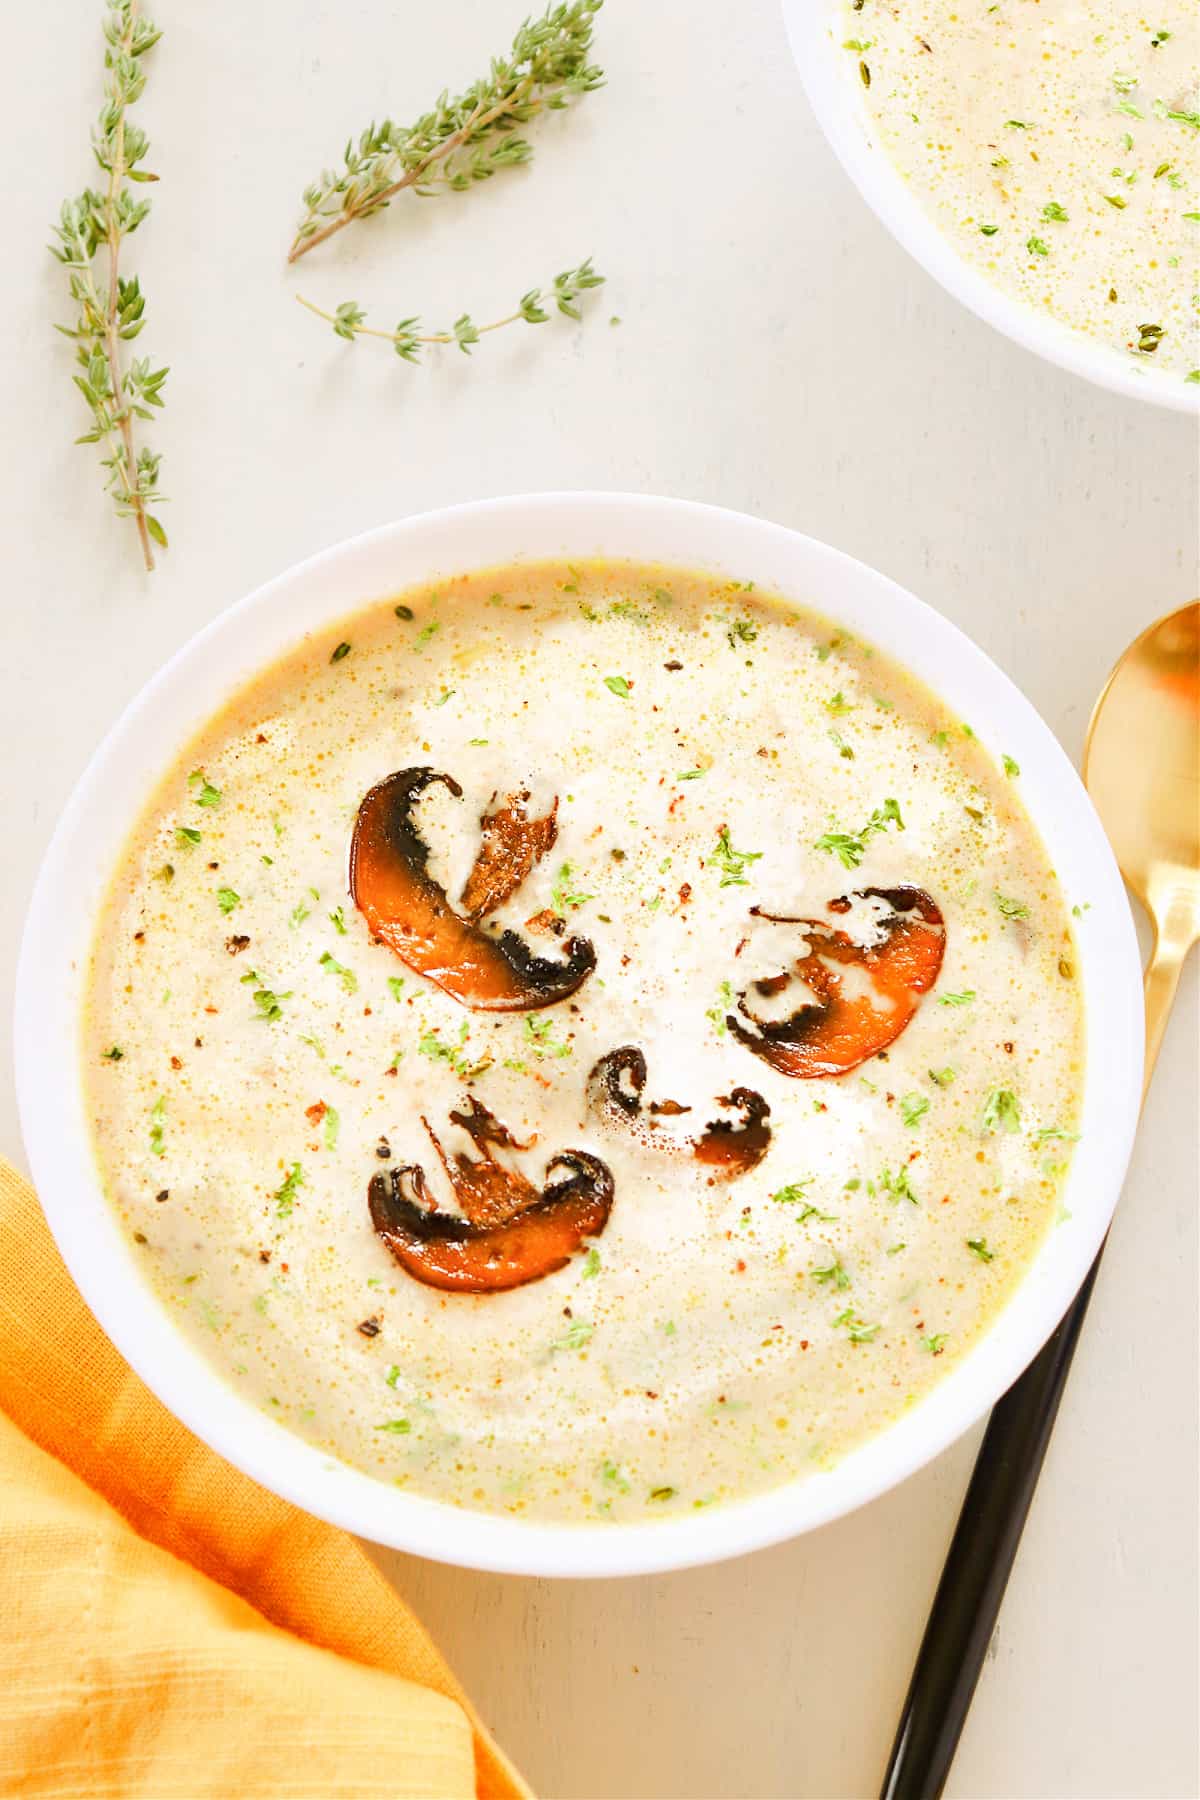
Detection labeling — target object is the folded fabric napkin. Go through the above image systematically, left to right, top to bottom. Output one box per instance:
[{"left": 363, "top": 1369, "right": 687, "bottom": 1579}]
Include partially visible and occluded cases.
[{"left": 0, "top": 1156, "right": 530, "bottom": 1800}]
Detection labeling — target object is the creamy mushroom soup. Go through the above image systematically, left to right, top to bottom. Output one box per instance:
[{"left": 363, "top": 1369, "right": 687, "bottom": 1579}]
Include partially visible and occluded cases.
[
  {"left": 846, "top": 0, "right": 1199, "bottom": 384},
  {"left": 84, "top": 562, "right": 1085, "bottom": 1523}
]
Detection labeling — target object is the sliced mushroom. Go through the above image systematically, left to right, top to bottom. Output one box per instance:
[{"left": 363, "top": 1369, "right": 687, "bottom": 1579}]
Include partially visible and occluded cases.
[
  {"left": 350, "top": 768, "right": 595, "bottom": 1011},
  {"left": 460, "top": 789, "right": 558, "bottom": 922},
  {"left": 727, "top": 885, "right": 945, "bottom": 1078},
  {"left": 587, "top": 1045, "right": 772, "bottom": 1178},
  {"left": 368, "top": 1100, "right": 613, "bottom": 1293}
]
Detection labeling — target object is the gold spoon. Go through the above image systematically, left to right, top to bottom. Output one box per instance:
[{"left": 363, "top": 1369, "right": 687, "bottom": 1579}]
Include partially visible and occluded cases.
[
  {"left": 1085, "top": 599, "right": 1200, "bottom": 1086},
  {"left": 881, "top": 600, "right": 1200, "bottom": 1800}
]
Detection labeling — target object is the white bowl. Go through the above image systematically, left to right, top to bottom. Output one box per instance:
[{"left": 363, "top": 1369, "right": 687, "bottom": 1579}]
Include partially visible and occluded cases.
[
  {"left": 782, "top": 0, "right": 1199, "bottom": 414},
  {"left": 14, "top": 494, "right": 1143, "bottom": 1576}
]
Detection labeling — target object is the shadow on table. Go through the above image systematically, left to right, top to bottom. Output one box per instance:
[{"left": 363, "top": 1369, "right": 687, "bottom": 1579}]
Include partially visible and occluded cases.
[{"left": 369, "top": 1428, "right": 980, "bottom": 1800}]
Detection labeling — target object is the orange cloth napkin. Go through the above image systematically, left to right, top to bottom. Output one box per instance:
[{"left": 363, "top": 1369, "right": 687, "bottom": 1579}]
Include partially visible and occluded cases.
[{"left": 0, "top": 1156, "right": 530, "bottom": 1800}]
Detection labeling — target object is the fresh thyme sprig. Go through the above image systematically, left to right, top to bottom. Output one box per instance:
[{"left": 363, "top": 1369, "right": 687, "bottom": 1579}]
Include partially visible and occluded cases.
[
  {"left": 51, "top": 0, "right": 166, "bottom": 571},
  {"left": 288, "top": 0, "right": 604, "bottom": 263},
  {"left": 297, "top": 258, "right": 604, "bottom": 361}
]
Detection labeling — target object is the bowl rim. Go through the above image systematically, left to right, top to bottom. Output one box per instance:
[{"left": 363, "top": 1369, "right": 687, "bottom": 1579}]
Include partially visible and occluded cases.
[
  {"left": 780, "top": 0, "right": 1199, "bottom": 416},
  {"left": 13, "top": 491, "right": 1144, "bottom": 1577}
]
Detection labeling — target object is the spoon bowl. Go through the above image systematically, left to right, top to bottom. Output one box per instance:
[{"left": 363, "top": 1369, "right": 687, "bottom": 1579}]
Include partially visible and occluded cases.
[{"left": 1086, "top": 601, "right": 1200, "bottom": 1073}]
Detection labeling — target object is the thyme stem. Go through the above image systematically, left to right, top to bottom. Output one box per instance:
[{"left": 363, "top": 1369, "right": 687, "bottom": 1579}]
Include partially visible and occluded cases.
[
  {"left": 52, "top": 0, "right": 167, "bottom": 570},
  {"left": 288, "top": 1, "right": 603, "bottom": 263},
  {"left": 289, "top": 80, "right": 539, "bottom": 264},
  {"left": 296, "top": 257, "right": 604, "bottom": 362},
  {"left": 297, "top": 294, "right": 527, "bottom": 344}
]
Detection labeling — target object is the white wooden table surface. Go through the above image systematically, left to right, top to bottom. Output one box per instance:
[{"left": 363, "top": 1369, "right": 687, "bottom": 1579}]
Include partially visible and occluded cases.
[{"left": 3, "top": 1, "right": 1197, "bottom": 1795}]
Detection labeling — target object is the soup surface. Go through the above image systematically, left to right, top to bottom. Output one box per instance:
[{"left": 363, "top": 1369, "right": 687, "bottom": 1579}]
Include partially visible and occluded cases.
[
  {"left": 846, "top": 0, "right": 1199, "bottom": 384},
  {"left": 85, "top": 562, "right": 1085, "bottom": 1524}
]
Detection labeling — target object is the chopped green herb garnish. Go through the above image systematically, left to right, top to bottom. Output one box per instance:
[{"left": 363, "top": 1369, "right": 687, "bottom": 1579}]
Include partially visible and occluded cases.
[
  {"left": 1042, "top": 201, "right": 1068, "bottom": 221},
  {"left": 980, "top": 223, "right": 999, "bottom": 236},
  {"left": 1026, "top": 234, "right": 1050, "bottom": 256},
  {"left": 727, "top": 619, "right": 758, "bottom": 649},
  {"left": 413, "top": 621, "right": 440, "bottom": 650},
  {"left": 330, "top": 641, "right": 351, "bottom": 663},
  {"left": 603, "top": 674, "right": 631, "bottom": 698},
  {"left": 825, "top": 690, "right": 854, "bottom": 715},
  {"left": 1001, "top": 754, "right": 1020, "bottom": 777},
  {"left": 677, "top": 768, "right": 705, "bottom": 781},
  {"left": 189, "top": 770, "right": 222, "bottom": 808},
  {"left": 814, "top": 797, "right": 904, "bottom": 869},
  {"left": 710, "top": 825, "right": 762, "bottom": 888},
  {"left": 176, "top": 826, "right": 202, "bottom": 847},
  {"left": 551, "top": 861, "right": 593, "bottom": 915},
  {"left": 216, "top": 887, "right": 240, "bottom": 915},
  {"left": 994, "top": 891, "right": 1030, "bottom": 920},
  {"left": 328, "top": 906, "right": 347, "bottom": 934},
  {"left": 319, "top": 950, "right": 358, "bottom": 994},
  {"left": 242, "top": 969, "right": 291, "bottom": 1022},
  {"left": 387, "top": 976, "right": 405, "bottom": 1001},
  {"left": 707, "top": 979, "right": 735, "bottom": 1036},
  {"left": 938, "top": 989, "right": 975, "bottom": 1006},
  {"left": 522, "top": 1013, "right": 571, "bottom": 1059},
  {"left": 418, "top": 1020, "right": 492, "bottom": 1078},
  {"left": 102, "top": 1045, "right": 124, "bottom": 1061},
  {"left": 928, "top": 1066, "right": 955, "bottom": 1087},
  {"left": 981, "top": 1086, "right": 1022, "bottom": 1134},
  {"left": 900, "top": 1093, "right": 930, "bottom": 1128},
  {"left": 149, "top": 1095, "right": 166, "bottom": 1157},
  {"left": 323, "top": 1106, "right": 340, "bottom": 1151},
  {"left": 1032, "top": 1125, "right": 1080, "bottom": 1143},
  {"left": 274, "top": 1161, "right": 304, "bottom": 1218},
  {"left": 880, "top": 1164, "right": 920, "bottom": 1206},
  {"left": 967, "top": 1237, "right": 995, "bottom": 1262},
  {"left": 581, "top": 1247, "right": 601, "bottom": 1279},
  {"left": 813, "top": 1257, "right": 850, "bottom": 1290},
  {"left": 833, "top": 1307, "right": 880, "bottom": 1344},
  {"left": 550, "top": 1318, "right": 593, "bottom": 1353},
  {"left": 922, "top": 1333, "right": 948, "bottom": 1356},
  {"left": 375, "top": 1418, "right": 412, "bottom": 1434},
  {"left": 599, "top": 1459, "right": 630, "bottom": 1492},
  {"left": 649, "top": 1485, "right": 677, "bottom": 1502}
]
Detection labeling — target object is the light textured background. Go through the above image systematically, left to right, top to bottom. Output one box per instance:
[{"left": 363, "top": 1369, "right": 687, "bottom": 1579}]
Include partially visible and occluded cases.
[{"left": 3, "top": 1, "right": 1198, "bottom": 1796}]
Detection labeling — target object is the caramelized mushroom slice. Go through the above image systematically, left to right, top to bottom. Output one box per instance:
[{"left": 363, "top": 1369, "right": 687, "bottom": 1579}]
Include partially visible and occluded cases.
[
  {"left": 350, "top": 768, "right": 595, "bottom": 1011},
  {"left": 460, "top": 789, "right": 558, "bottom": 922},
  {"left": 727, "top": 885, "right": 945, "bottom": 1078},
  {"left": 587, "top": 1045, "right": 772, "bottom": 1178},
  {"left": 368, "top": 1099, "right": 613, "bottom": 1293}
]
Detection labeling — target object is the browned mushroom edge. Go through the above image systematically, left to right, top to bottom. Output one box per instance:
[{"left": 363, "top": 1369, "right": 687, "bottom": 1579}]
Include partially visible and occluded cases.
[
  {"left": 349, "top": 768, "right": 596, "bottom": 1011},
  {"left": 727, "top": 885, "right": 946, "bottom": 1078},
  {"left": 587, "top": 1045, "right": 772, "bottom": 1178},
  {"left": 368, "top": 1097, "right": 613, "bottom": 1293}
]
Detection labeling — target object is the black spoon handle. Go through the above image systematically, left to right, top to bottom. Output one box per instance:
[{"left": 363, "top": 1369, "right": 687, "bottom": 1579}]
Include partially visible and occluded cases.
[{"left": 879, "top": 1244, "right": 1106, "bottom": 1800}]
